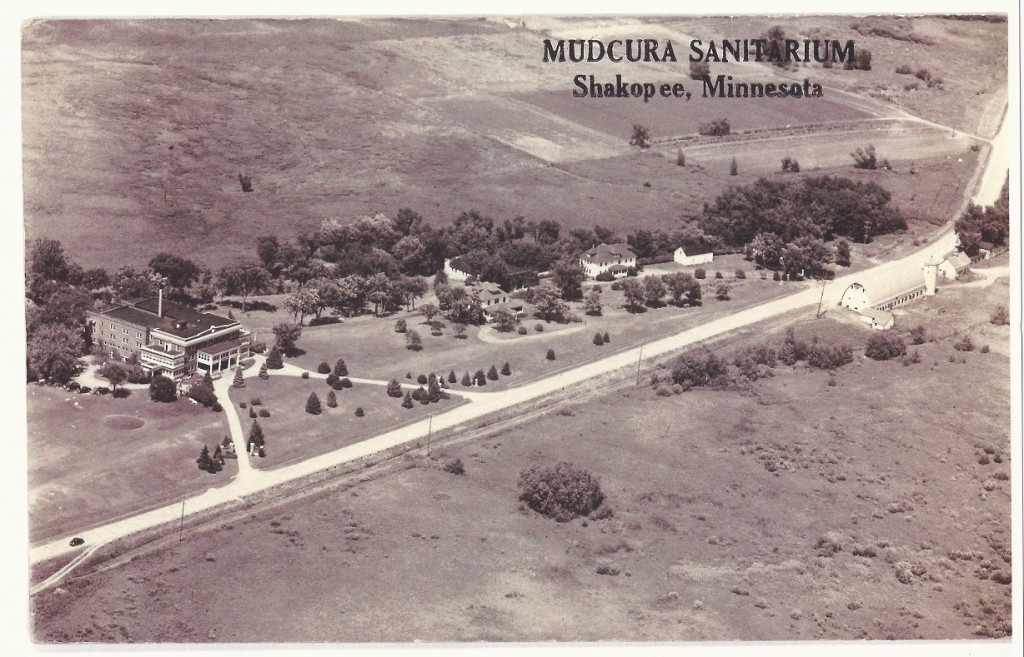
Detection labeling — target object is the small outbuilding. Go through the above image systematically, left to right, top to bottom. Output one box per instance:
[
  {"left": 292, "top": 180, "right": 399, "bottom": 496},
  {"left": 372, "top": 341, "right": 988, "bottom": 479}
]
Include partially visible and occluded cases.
[{"left": 673, "top": 246, "right": 714, "bottom": 267}]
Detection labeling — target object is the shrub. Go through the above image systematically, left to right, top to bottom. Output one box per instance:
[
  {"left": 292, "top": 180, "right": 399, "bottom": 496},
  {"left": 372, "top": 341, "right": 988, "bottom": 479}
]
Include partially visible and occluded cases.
[
  {"left": 895, "top": 64, "right": 913, "bottom": 74},
  {"left": 698, "top": 118, "right": 730, "bottom": 137},
  {"left": 695, "top": 268, "right": 706, "bottom": 279},
  {"left": 735, "top": 269, "right": 746, "bottom": 279},
  {"left": 595, "top": 271, "right": 616, "bottom": 282},
  {"left": 715, "top": 271, "right": 723, "bottom": 279},
  {"left": 772, "top": 271, "right": 781, "bottom": 281},
  {"left": 990, "top": 305, "right": 1009, "bottom": 325},
  {"left": 394, "top": 318, "right": 407, "bottom": 333},
  {"left": 535, "top": 323, "right": 544, "bottom": 332},
  {"left": 908, "top": 325, "right": 928, "bottom": 345},
  {"left": 517, "top": 326, "right": 528, "bottom": 335},
  {"left": 406, "top": 330, "right": 423, "bottom": 351},
  {"left": 593, "top": 332, "right": 604, "bottom": 346},
  {"left": 603, "top": 332, "right": 610, "bottom": 344},
  {"left": 865, "top": 332, "right": 907, "bottom": 360},
  {"left": 953, "top": 334, "right": 974, "bottom": 352},
  {"left": 980, "top": 344, "right": 990, "bottom": 353},
  {"left": 265, "top": 348, "right": 283, "bottom": 369},
  {"left": 546, "top": 348, "right": 556, "bottom": 361},
  {"left": 670, "top": 350, "right": 729, "bottom": 390},
  {"left": 333, "top": 359, "right": 348, "bottom": 377},
  {"left": 317, "top": 362, "right": 331, "bottom": 374},
  {"left": 501, "top": 362, "right": 512, "bottom": 376},
  {"left": 258, "top": 363, "right": 269, "bottom": 379},
  {"left": 487, "top": 365, "right": 500, "bottom": 380},
  {"left": 232, "top": 368, "right": 245, "bottom": 388},
  {"left": 474, "top": 369, "right": 487, "bottom": 386},
  {"left": 405, "top": 372, "right": 412, "bottom": 379},
  {"left": 462, "top": 372, "right": 472, "bottom": 386},
  {"left": 326, "top": 373, "right": 339, "bottom": 387},
  {"left": 417, "top": 373, "right": 428, "bottom": 385},
  {"left": 148, "top": 375, "right": 176, "bottom": 403},
  {"left": 340, "top": 377, "right": 352, "bottom": 388},
  {"left": 387, "top": 378, "right": 403, "bottom": 398},
  {"left": 331, "top": 380, "right": 344, "bottom": 391},
  {"left": 79, "top": 386, "right": 91, "bottom": 394},
  {"left": 112, "top": 388, "right": 131, "bottom": 398},
  {"left": 326, "top": 390, "right": 337, "bottom": 408},
  {"left": 306, "top": 392, "right": 322, "bottom": 415},
  {"left": 401, "top": 392, "right": 414, "bottom": 409},
  {"left": 250, "top": 397, "right": 262, "bottom": 406},
  {"left": 212, "top": 402, "right": 223, "bottom": 412},
  {"left": 355, "top": 407, "right": 364, "bottom": 417},
  {"left": 249, "top": 408, "right": 257, "bottom": 419},
  {"left": 258, "top": 408, "right": 270, "bottom": 417},
  {"left": 443, "top": 458, "right": 465, "bottom": 475},
  {"left": 518, "top": 462, "right": 605, "bottom": 522}
]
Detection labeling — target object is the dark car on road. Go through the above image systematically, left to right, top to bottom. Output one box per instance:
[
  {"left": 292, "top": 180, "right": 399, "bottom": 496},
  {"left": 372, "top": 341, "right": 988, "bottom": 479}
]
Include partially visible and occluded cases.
[{"left": 69, "top": 537, "right": 84, "bottom": 547}]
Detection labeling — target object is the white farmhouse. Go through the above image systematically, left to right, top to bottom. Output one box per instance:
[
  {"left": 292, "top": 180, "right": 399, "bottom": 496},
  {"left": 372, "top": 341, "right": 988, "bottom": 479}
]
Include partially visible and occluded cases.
[
  {"left": 579, "top": 243, "right": 636, "bottom": 279},
  {"left": 673, "top": 246, "right": 714, "bottom": 267}
]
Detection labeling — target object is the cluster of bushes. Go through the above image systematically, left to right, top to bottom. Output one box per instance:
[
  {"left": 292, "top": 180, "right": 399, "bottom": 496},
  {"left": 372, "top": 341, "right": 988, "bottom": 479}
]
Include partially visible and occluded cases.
[
  {"left": 652, "top": 329, "right": 854, "bottom": 395},
  {"left": 592, "top": 332, "right": 611, "bottom": 346},
  {"left": 399, "top": 375, "right": 450, "bottom": 408},
  {"left": 196, "top": 444, "right": 226, "bottom": 474},
  {"left": 517, "top": 462, "right": 608, "bottom": 523}
]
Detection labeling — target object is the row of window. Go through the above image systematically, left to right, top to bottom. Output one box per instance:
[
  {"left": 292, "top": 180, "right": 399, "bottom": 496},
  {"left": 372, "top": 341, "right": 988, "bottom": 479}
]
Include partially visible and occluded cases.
[{"left": 101, "top": 322, "right": 144, "bottom": 339}]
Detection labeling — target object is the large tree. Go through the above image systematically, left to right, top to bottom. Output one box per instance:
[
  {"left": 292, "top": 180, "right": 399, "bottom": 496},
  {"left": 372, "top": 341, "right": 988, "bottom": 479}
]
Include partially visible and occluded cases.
[
  {"left": 29, "top": 238, "right": 72, "bottom": 282},
  {"left": 148, "top": 253, "right": 200, "bottom": 290},
  {"left": 550, "top": 258, "right": 586, "bottom": 301},
  {"left": 218, "top": 262, "right": 271, "bottom": 312},
  {"left": 662, "top": 272, "right": 702, "bottom": 307},
  {"left": 284, "top": 286, "right": 320, "bottom": 324},
  {"left": 531, "top": 287, "right": 569, "bottom": 323},
  {"left": 272, "top": 322, "right": 303, "bottom": 356},
  {"left": 27, "top": 324, "right": 82, "bottom": 384},
  {"left": 98, "top": 361, "right": 129, "bottom": 390},
  {"left": 149, "top": 374, "right": 177, "bottom": 403}
]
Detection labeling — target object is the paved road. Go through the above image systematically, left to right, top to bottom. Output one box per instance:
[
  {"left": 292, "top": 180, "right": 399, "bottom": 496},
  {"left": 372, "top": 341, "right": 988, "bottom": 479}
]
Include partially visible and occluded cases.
[{"left": 28, "top": 108, "right": 1008, "bottom": 572}]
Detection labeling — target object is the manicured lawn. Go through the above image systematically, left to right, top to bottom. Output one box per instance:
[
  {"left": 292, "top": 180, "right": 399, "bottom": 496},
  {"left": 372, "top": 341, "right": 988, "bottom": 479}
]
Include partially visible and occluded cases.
[
  {"left": 273, "top": 273, "right": 800, "bottom": 392},
  {"left": 227, "top": 375, "right": 463, "bottom": 470},
  {"left": 27, "top": 387, "right": 234, "bottom": 543}
]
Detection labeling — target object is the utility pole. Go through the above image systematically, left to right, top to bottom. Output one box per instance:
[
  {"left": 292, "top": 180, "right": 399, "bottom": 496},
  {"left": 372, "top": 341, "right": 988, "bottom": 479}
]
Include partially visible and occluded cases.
[
  {"left": 815, "top": 278, "right": 827, "bottom": 318},
  {"left": 635, "top": 345, "right": 644, "bottom": 386},
  {"left": 178, "top": 499, "right": 185, "bottom": 542}
]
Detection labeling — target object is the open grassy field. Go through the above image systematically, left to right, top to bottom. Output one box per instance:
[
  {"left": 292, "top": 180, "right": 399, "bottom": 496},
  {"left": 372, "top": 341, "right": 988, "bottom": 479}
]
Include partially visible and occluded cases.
[
  {"left": 662, "top": 15, "right": 1007, "bottom": 137},
  {"left": 22, "top": 17, "right": 996, "bottom": 270},
  {"left": 517, "top": 88, "right": 873, "bottom": 141},
  {"left": 29, "top": 258, "right": 1010, "bottom": 642},
  {"left": 225, "top": 375, "right": 463, "bottom": 469},
  {"left": 27, "top": 387, "right": 234, "bottom": 543}
]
